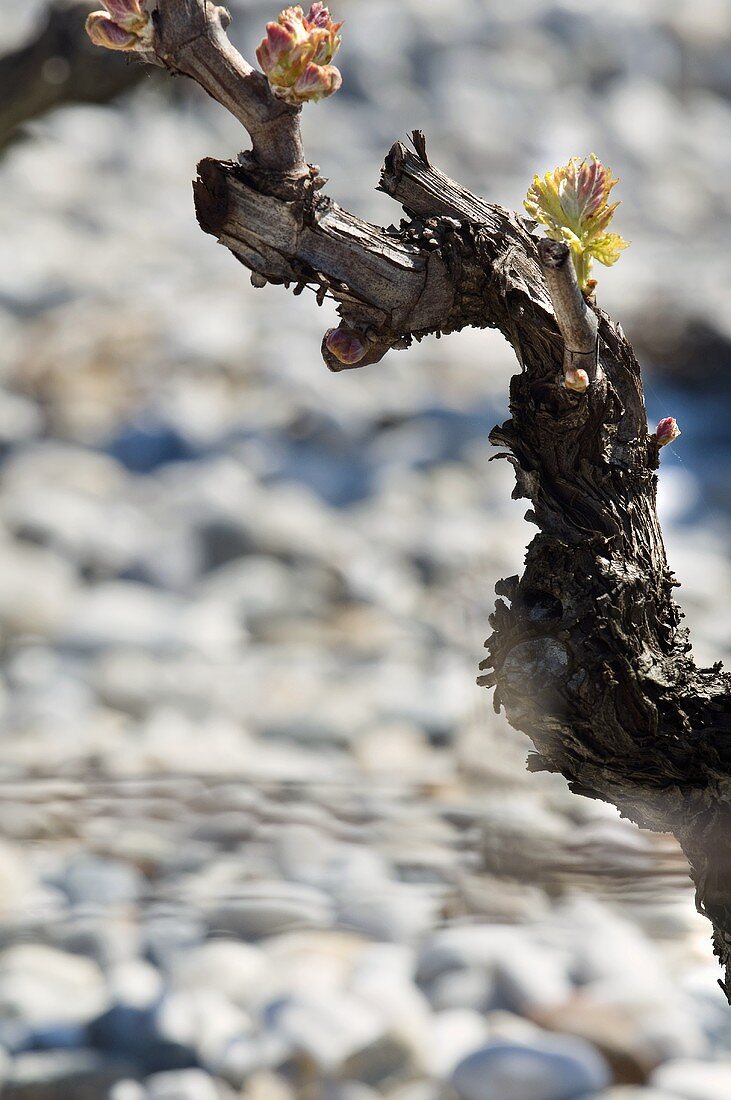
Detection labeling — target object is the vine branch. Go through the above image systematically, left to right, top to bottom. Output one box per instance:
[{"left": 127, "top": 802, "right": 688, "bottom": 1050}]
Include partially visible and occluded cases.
[
  {"left": 88, "top": 0, "right": 731, "bottom": 997},
  {"left": 538, "top": 238, "right": 599, "bottom": 392}
]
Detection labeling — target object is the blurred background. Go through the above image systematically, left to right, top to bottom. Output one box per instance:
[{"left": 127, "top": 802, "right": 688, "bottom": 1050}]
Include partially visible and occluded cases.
[{"left": 1, "top": 1, "right": 731, "bottom": 1098}]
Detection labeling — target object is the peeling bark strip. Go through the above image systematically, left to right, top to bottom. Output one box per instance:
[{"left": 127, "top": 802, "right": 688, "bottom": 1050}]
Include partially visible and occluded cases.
[{"left": 135, "top": 0, "right": 731, "bottom": 993}]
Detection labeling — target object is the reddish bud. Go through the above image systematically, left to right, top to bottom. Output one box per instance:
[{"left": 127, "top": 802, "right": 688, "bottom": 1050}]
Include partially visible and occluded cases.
[
  {"left": 85, "top": 0, "right": 151, "bottom": 50},
  {"left": 102, "top": 0, "right": 148, "bottom": 32},
  {"left": 307, "top": 2, "right": 332, "bottom": 27},
  {"left": 256, "top": 4, "right": 342, "bottom": 106},
  {"left": 85, "top": 12, "right": 139, "bottom": 49},
  {"left": 257, "top": 21, "right": 303, "bottom": 72},
  {"left": 325, "top": 326, "right": 366, "bottom": 365},
  {"left": 564, "top": 367, "right": 589, "bottom": 393},
  {"left": 656, "top": 417, "right": 681, "bottom": 447}
]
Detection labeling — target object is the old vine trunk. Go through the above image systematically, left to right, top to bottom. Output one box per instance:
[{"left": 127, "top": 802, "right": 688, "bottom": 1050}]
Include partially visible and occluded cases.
[{"left": 97, "top": 0, "right": 731, "bottom": 997}]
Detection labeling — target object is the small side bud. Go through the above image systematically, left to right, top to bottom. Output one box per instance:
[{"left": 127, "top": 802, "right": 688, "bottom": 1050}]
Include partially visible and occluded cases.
[
  {"left": 85, "top": 1, "right": 152, "bottom": 51},
  {"left": 86, "top": 13, "right": 138, "bottom": 49},
  {"left": 324, "top": 326, "right": 366, "bottom": 365},
  {"left": 564, "top": 367, "right": 589, "bottom": 393},
  {"left": 656, "top": 417, "right": 681, "bottom": 447}
]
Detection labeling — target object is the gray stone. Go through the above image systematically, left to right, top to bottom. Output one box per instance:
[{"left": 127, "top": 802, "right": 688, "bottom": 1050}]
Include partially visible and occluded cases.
[
  {"left": 0, "top": 390, "right": 42, "bottom": 444},
  {"left": 0, "top": 542, "right": 77, "bottom": 638},
  {"left": 58, "top": 582, "right": 188, "bottom": 654},
  {"left": 190, "top": 812, "right": 256, "bottom": 846},
  {"left": 273, "top": 827, "right": 390, "bottom": 892},
  {"left": 0, "top": 840, "right": 35, "bottom": 918},
  {"left": 60, "top": 855, "right": 142, "bottom": 906},
  {"left": 210, "top": 882, "right": 334, "bottom": 939},
  {"left": 336, "top": 882, "right": 442, "bottom": 943},
  {"left": 558, "top": 898, "right": 667, "bottom": 993},
  {"left": 51, "top": 910, "right": 140, "bottom": 967},
  {"left": 142, "top": 910, "right": 207, "bottom": 969},
  {"left": 416, "top": 924, "right": 571, "bottom": 1013},
  {"left": 417, "top": 926, "right": 512, "bottom": 984},
  {"left": 169, "top": 941, "right": 267, "bottom": 1008},
  {"left": 493, "top": 943, "right": 573, "bottom": 1015},
  {"left": 0, "top": 944, "right": 108, "bottom": 1027},
  {"left": 107, "top": 959, "right": 164, "bottom": 1009},
  {"left": 680, "top": 964, "right": 731, "bottom": 1049},
  {"left": 423, "top": 966, "right": 494, "bottom": 1013},
  {"left": 156, "top": 989, "right": 251, "bottom": 1069},
  {"left": 267, "top": 991, "right": 384, "bottom": 1072},
  {"left": 421, "top": 1009, "right": 489, "bottom": 1078},
  {"left": 0, "top": 1018, "right": 32, "bottom": 1055},
  {"left": 209, "top": 1031, "right": 291, "bottom": 1087},
  {"left": 343, "top": 1033, "right": 415, "bottom": 1088},
  {"left": 451, "top": 1037, "right": 610, "bottom": 1100},
  {"left": 0, "top": 1046, "right": 10, "bottom": 1088},
  {"left": 3, "top": 1050, "right": 132, "bottom": 1100},
  {"left": 650, "top": 1059, "right": 731, "bottom": 1099},
  {"left": 146, "top": 1068, "right": 220, "bottom": 1100},
  {"left": 240, "top": 1072, "right": 294, "bottom": 1100},
  {"left": 109, "top": 1084, "right": 147, "bottom": 1100},
  {"left": 321, "top": 1085, "right": 381, "bottom": 1100},
  {"left": 385, "top": 1085, "right": 440, "bottom": 1100},
  {"left": 598, "top": 1090, "right": 682, "bottom": 1100}
]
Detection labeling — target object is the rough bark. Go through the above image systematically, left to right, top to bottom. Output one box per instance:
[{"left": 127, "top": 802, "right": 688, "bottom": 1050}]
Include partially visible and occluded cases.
[
  {"left": 114, "top": 0, "right": 731, "bottom": 995},
  {"left": 0, "top": 1, "right": 151, "bottom": 153}
]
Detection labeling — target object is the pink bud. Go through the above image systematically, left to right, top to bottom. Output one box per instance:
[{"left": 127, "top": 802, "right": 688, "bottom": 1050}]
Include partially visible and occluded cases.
[
  {"left": 102, "top": 0, "right": 147, "bottom": 32},
  {"left": 307, "top": 2, "right": 332, "bottom": 27},
  {"left": 256, "top": 4, "right": 342, "bottom": 105},
  {"left": 86, "top": 11, "right": 139, "bottom": 49},
  {"left": 257, "top": 21, "right": 298, "bottom": 73},
  {"left": 293, "top": 61, "right": 342, "bottom": 102},
  {"left": 325, "top": 326, "right": 366, "bottom": 365},
  {"left": 564, "top": 367, "right": 589, "bottom": 393},
  {"left": 656, "top": 417, "right": 681, "bottom": 447}
]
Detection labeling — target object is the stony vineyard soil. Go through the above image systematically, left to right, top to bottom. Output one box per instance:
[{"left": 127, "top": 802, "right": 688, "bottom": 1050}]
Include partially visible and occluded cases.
[{"left": 1, "top": 1, "right": 731, "bottom": 1098}]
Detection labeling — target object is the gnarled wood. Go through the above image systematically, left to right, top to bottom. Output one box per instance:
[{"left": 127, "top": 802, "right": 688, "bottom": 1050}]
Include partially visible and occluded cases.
[{"left": 106, "top": 0, "right": 731, "bottom": 996}]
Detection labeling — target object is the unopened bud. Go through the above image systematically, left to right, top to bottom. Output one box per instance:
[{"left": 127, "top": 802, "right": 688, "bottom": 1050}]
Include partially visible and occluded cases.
[
  {"left": 85, "top": 0, "right": 152, "bottom": 50},
  {"left": 257, "top": 4, "right": 343, "bottom": 106},
  {"left": 86, "top": 12, "right": 139, "bottom": 49},
  {"left": 325, "top": 326, "right": 366, "bottom": 365},
  {"left": 564, "top": 367, "right": 589, "bottom": 393},
  {"left": 656, "top": 417, "right": 681, "bottom": 447}
]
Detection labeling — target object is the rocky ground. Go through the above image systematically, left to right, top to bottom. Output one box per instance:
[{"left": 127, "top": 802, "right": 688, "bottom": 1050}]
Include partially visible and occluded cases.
[{"left": 0, "top": 1, "right": 731, "bottom": 1098}]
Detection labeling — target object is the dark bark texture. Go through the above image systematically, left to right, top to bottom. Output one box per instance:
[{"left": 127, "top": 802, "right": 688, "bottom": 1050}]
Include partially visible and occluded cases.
[{"left": 114, "top": 0, "right": 731, "bottom": 996}]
